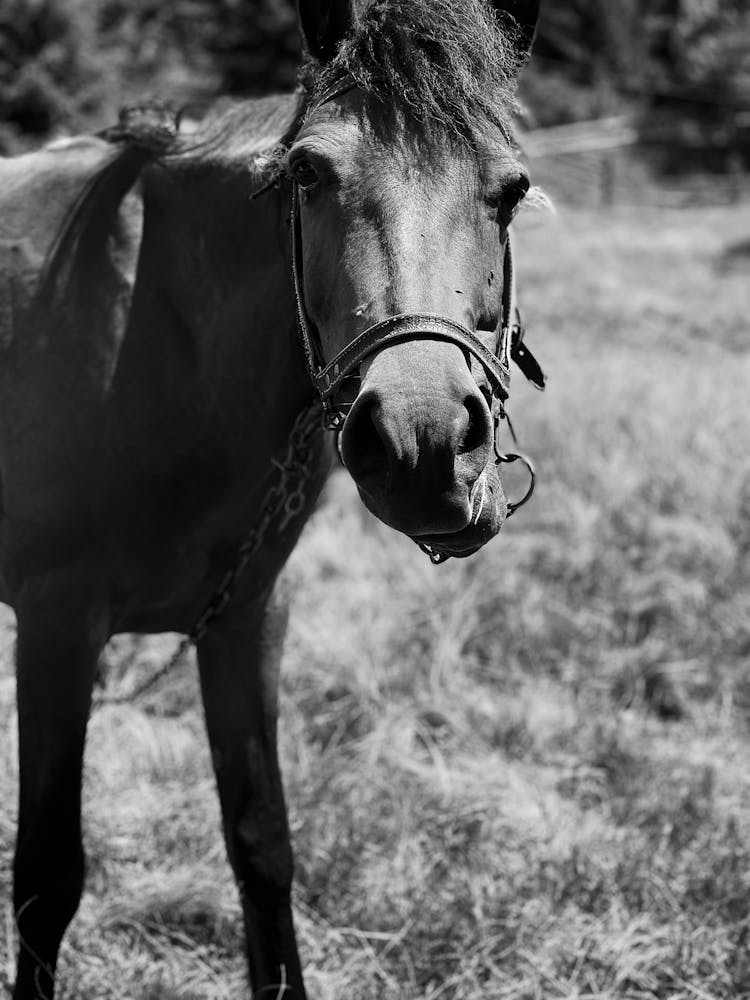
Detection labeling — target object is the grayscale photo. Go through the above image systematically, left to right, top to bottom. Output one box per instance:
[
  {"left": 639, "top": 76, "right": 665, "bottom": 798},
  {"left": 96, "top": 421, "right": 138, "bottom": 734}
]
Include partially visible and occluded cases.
[{"left": 0, "top": 1, "right": 748, "bottom": 997}]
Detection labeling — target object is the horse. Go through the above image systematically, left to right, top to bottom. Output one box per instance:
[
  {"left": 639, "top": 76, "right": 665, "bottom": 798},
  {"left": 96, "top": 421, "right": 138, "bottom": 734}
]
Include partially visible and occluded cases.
[{"left": 0, "top": 0, "right": 543, "bottom": 996}]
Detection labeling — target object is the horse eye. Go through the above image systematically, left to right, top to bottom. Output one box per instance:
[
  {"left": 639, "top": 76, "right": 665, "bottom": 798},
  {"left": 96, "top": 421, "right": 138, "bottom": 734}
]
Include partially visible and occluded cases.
[
  {"left": 292, "top": 159, "right": 319, "bottom": 190},
  {"left": 494, "top": 174, "right": 530, "bottom": 227},
  {"left": 504, "top": 175, "right": 530, "bottom": 212}
]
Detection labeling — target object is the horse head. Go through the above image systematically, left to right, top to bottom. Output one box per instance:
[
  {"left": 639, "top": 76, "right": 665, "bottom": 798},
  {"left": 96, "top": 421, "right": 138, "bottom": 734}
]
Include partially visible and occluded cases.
[{"left": 290, "top": 0, "right": 541, "bottom": 559}]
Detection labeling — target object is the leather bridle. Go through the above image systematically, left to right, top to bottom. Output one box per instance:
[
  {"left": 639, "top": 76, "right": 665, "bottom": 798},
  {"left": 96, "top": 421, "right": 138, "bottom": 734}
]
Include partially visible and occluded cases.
[
  {"left": 282, "top": 80, "right": 547, "bottom": 560},
  {"left": 291, "top": 180, "right": 522, "bottom": 431}
]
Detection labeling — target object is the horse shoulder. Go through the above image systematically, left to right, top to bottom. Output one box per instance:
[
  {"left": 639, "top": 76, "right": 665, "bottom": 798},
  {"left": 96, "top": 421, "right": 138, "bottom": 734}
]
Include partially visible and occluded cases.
[{"left": 0, "top": 136, "right": 146, "bottom": 560}]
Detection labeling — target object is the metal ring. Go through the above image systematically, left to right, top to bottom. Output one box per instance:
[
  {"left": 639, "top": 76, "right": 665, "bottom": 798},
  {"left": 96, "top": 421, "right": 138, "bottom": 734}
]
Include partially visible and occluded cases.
[
  {"left": 323, "top": 408, "right": 345, "bottom": 430},
  {"left": 495, "top": 451, "right": 536, "bottom": 517},
  {"left": 418, "top": 542, "right": 451, "bottom": 565}
]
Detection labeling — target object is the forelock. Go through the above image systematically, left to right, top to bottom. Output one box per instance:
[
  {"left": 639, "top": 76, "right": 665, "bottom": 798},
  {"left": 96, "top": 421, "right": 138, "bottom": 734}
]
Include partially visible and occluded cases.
[{"left": 302, "top": 0, "right": 523, "bottom": 147}]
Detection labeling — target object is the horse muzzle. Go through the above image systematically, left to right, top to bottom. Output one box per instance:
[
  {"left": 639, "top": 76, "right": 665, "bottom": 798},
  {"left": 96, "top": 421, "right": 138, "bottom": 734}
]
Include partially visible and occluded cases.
[{"left": 338, "top": 337, "right": 507, "bottom": 550}]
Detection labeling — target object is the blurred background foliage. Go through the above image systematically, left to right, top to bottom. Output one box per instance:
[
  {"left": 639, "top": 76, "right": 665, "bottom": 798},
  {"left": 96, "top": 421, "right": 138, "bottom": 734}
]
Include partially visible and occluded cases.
[
  {"left": 1, "top": 0, "right": 748, "bottom": 153},
  {"left": 527, "top": 0, "right": 750, "bottom": 124}
]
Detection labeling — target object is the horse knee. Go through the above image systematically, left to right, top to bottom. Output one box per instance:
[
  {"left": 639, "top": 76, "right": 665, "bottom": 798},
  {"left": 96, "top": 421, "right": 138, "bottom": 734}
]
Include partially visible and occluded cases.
[{"left": 232, "top": 789, "right": 295, "bottom": 901}]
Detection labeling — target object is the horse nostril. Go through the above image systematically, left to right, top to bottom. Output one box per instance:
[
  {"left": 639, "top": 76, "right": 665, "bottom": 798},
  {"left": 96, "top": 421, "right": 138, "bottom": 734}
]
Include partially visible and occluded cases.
[
  {"left": 340, "top": 393, "right": 391, "bottom": 484},
  {"left": 458, "top": 393, "right": 492, "bottom": 457}
]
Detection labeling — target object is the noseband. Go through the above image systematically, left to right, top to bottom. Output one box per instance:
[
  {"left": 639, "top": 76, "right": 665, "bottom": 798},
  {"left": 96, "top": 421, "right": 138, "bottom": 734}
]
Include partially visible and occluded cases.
[{"left": 281, "top": 82, "right": 546, "bottom": 561}]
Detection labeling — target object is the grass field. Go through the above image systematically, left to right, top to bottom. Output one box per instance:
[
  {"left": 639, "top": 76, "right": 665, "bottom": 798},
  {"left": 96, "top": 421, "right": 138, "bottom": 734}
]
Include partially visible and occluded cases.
[{"left": 1, "top": 198, "right": 749, "bottom": 999}]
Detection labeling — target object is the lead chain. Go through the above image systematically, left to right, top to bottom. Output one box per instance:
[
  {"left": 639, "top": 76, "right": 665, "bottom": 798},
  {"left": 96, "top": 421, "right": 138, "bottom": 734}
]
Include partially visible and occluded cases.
[{"left": 94, "top": 398, "right": 323, "bottom": 707}]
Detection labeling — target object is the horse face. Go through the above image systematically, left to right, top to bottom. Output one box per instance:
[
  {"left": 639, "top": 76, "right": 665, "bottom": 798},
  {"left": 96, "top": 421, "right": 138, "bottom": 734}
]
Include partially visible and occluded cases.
[{"left": 288, "top": 93, "right": 530, "bottom": 556}]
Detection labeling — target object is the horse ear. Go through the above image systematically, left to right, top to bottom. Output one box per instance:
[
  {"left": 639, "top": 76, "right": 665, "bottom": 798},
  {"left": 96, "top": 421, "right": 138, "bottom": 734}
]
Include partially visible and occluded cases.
[
  {"left": 297, "top": 0, "right": 357, "bottom": 63},
  {"left": 492, "top": 0, "right": 541, "bottom": 62}
]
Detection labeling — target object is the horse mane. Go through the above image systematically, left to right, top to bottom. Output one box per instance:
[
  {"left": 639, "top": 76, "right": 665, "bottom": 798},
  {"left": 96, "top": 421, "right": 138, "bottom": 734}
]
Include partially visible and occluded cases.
[
  {"left": 32, "top": 93, "right": 304, "bottom": 318},
  {"left": 172, "top": 93, "right": 304, "bottom": 174},
  {"left": 36, "top": 105, "right": 178, "bottom": 313}
]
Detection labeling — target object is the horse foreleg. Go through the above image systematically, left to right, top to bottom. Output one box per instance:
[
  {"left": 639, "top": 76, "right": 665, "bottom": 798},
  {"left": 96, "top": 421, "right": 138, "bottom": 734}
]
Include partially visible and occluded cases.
[
  {"left": 12, "top": 572, "right": 106, "bottom": 1000},
  {"left": 196, "top": 590, "right": 307, "bottom": 1000}
]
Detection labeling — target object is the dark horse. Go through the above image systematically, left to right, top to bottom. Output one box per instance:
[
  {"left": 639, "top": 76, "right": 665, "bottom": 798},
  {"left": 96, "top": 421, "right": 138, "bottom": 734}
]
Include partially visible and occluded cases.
[{"left": 0, "top": 0, "right": 542, "bottom": 996}]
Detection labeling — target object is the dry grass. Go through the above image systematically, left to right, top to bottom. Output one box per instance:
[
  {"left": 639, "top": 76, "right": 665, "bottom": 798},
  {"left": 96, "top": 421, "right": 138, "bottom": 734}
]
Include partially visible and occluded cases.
[{"left": 1, "top": 199, "right": 750, "bottom": 999}]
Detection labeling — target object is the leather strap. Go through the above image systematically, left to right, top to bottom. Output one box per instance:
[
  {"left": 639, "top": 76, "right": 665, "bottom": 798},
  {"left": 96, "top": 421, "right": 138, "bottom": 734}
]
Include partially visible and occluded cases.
[
  {"left": 291, "top": 183, "right": 324, "bottom": 378},
  {"left": 313, "top": 313, "right": 511, "bottom": 402},
  {"left": 511, "top": 327, "right": 546, "bottom": 389}
]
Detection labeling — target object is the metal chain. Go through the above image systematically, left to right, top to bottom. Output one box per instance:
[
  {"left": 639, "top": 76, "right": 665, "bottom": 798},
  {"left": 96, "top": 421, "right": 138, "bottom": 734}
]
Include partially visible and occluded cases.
[{"left": 94, "top": 398, "right": 323, "bottom": 708}]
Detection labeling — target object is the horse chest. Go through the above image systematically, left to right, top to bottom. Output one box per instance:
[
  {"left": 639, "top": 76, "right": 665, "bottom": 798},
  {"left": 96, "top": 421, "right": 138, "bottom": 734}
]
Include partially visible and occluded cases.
[{"left": 106, "top": 427, "right": 329, "bottom": 633}]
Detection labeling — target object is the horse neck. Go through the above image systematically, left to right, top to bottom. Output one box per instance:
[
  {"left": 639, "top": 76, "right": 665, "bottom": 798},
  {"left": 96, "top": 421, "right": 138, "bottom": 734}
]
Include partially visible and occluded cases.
[{"left": 121, "top": 168, "right": 312, "bottom": 441}]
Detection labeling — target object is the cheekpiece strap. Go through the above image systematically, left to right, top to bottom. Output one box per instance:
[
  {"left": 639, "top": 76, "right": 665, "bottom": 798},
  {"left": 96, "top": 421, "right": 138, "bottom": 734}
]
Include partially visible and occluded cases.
[{"left": 291, "top": 184, "right": 324, "bottom": 377}]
